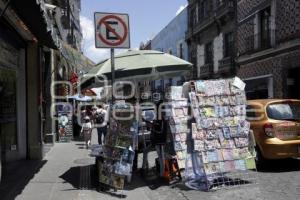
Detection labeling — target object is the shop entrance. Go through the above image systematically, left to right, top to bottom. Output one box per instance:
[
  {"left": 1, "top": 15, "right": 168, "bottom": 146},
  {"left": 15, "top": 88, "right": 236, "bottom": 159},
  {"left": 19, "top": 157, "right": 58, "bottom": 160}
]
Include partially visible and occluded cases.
[
  {"left": 0, "top": 68, "right": 17, "bottom": 164},
  {"left": 244, "top": 76, "right": 273, "bottom": 100}
]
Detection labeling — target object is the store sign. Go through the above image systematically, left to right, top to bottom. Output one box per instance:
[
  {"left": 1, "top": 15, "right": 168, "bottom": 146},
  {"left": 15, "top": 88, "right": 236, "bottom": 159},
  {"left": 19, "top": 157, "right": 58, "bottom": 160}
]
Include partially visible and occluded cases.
[{"left": 94, "top": 12, "right": 130, "bottom": 48}]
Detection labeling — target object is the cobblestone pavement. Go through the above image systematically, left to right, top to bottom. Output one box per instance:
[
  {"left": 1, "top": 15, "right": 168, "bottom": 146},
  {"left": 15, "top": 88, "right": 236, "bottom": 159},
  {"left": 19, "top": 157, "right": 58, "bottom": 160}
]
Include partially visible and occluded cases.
[{"left": 13, "top": 129, "right": 300, "bottom": 200}]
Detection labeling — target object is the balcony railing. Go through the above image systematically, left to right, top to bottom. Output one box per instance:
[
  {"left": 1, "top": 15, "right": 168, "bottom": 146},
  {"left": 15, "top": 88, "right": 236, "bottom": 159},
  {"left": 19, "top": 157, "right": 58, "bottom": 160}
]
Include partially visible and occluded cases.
[
  {"left": 193, "top": 0, "right": 234, "bottom": 35},
  {"left": 218, "top": 57, "right": 234, "bottom": 71},
  {"left": 199, "top": 63, "right": 213, "bottom": 78}
]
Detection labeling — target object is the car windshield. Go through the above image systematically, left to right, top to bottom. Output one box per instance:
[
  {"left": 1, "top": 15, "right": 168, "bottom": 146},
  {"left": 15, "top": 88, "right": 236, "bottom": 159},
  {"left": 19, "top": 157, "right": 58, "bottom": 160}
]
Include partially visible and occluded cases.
[{"left": 267, "top": 102, "right": 300, "bottom": 121}]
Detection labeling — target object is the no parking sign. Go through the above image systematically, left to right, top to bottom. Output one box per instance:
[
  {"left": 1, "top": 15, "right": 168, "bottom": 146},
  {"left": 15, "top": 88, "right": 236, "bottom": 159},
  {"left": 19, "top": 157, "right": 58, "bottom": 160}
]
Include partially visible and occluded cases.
[{"left": 94, "top": 12, "right": 130, "bottom": 48}]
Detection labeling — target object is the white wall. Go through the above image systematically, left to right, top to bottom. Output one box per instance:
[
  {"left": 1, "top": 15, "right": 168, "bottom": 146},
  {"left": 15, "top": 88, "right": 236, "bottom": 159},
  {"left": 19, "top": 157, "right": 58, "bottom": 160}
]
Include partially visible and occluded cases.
[
  {"left": 213, "top": 33, "right": 224, "bottom": 73},
  {"left": 197, "top": 44, "right": 205, "bottom": 77}
]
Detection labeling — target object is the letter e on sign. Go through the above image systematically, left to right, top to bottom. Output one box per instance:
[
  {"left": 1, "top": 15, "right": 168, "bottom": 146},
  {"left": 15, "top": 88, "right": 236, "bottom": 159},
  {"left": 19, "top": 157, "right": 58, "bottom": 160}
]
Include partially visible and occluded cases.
[{"left": 94, "top": 12, "right": 130, "bottom": 48}]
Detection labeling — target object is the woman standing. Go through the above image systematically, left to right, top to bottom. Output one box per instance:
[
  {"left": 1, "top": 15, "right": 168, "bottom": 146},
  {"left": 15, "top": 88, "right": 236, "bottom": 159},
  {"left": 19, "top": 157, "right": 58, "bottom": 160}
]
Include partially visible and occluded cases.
[{"left": 81, "top": 116, "right": 92, "bottom": 149}]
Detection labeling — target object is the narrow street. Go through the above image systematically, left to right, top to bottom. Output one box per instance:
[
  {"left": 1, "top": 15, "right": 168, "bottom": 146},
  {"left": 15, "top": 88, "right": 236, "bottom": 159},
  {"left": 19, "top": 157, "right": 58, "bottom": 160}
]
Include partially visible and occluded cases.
[{"left": 0, "top": 129, "right": 298, "bottom": 200}]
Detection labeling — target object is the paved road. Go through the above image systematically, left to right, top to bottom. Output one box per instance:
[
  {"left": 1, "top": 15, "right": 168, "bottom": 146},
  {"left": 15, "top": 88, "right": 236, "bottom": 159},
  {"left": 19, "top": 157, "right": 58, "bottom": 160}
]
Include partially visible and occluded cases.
[{"left": 13, "top": 129, "right": 300, "bottom": 200}]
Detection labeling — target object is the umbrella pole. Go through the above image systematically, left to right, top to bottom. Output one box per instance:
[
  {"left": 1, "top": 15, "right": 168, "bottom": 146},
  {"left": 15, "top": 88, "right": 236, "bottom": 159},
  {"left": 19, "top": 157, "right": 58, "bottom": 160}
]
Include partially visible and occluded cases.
[{"left": 111, "top": 48, "right": 115, "bottom": 104}]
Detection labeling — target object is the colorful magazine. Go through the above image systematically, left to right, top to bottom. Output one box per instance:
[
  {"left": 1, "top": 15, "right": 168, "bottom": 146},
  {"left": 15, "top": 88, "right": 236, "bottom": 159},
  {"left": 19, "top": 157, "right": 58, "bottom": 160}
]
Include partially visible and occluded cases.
[
  {"left": 196, "top": 80, "right": 206, "bottom": 94},
  {"left": 203, "top": 107, "right": 216, "bottom": 118},
  {"left": 229, "top": 126, "right": 239, "bottom": 137},
  {"left": 222, "top": 127, "right": 231, "bottom": 139},
  {"left": 206, "top": 129, "right": 219, "bottom": 140},
  {"left": 234, "top": 138, "right": 249, "bottom": 148},
  {"left": 206, "top": 139, "right": 221, "bottom": 150},
  {"left": 220, "top": 139, "right": 235, "bottom": 149},
  {"left": 194, "top": 140, "right": 205, "bottom": 151},
  {"left": 238, "top": 147, "right": 252, "bottom": 159},
  {"left": 232, "top": 148, "right": 240, "bottom": 160},
  {"left": 217, "top": 149, "right": 224, "bottom": 161},
  {"left": 222, "top": 149, "right": 234, "bottom": 160},
  {"left": 207, "top": 150, "right": 219, "bottom": 162},
  {"left": 245, "top": 157, "right": 256, "bottom": 170},
  {"left": 234, "top": 159, "right": 246, "bottom": 171},
  {"left": 224, "top": 161, "right": 236, "bottom": 172},
  {"left": 204, "top": 163, "right": 221, "bottom": 175}
]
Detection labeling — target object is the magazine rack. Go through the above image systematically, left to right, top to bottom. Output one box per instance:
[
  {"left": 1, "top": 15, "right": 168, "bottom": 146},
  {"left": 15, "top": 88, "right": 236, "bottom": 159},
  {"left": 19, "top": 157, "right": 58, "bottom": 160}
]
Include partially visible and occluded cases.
[
  {"left": 185, "top": 78, "right": 258, "bottom": 191},
  {"left": 167, "top": 86, "right": 190, "bottom": 170},
  {"left": 96, "top": 103, "right": 138, "bottom": 196}
]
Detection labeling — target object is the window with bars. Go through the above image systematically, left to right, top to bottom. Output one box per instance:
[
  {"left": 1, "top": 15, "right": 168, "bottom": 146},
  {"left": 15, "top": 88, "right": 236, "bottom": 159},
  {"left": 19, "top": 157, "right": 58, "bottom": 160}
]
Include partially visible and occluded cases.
[
  {"left": 260, "top": 7, "right": 271, "bottom": 49},
  {"left": 224, "top": 32, "right": 234, "bottom": 57},
  {"left": 205, "top": 42, "right": 213, "bottom": 64},
  {"left": 179, "top": 43, "right": 183, "bottom": 59}
]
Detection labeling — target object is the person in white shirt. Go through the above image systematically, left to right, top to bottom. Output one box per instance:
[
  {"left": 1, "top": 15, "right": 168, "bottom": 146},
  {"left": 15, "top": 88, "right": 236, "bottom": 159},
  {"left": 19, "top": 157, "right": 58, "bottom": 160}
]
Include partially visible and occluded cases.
[
  {"left": 95, "top": 105, "right": 108, "bottom": 145},
  {"left": 81, "top": 116, "right": 92, "bottom": 149}
]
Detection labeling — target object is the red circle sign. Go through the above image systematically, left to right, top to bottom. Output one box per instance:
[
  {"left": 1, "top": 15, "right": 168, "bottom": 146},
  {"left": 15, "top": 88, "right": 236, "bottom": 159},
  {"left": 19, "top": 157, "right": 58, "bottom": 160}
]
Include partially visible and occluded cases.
[{"left": 97, "top": 15, "right": 128, "bottom": 46}]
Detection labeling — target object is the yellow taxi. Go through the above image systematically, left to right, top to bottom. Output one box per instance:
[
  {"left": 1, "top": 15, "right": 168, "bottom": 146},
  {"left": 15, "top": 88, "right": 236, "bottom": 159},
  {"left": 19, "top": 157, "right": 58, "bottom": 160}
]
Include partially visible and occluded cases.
[{"left": 247, "top": 99, "right": 300, "bottom": 164}]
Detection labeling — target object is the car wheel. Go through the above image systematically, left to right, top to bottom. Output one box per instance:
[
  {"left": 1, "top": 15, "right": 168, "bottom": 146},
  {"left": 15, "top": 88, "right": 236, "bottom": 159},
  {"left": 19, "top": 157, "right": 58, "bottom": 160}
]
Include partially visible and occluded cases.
[{"left": 255, "top": 147, "right": 268, "bottom": 170}]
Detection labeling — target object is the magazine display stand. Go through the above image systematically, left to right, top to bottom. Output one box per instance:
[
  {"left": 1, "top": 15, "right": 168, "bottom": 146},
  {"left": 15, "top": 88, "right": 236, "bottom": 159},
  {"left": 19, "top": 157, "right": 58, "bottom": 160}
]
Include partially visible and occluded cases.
[
  {"left": 187, "top": 77, "right": 257, "bottom": 191},
  {"left": 167, "top": 86, "right": 190, "bottom": 169},
  {"left": 96, "top": 103, "right": 138, "bottom": 193},
  {"left": 58, "top": 113, "right": 73, "bottom": 142}
]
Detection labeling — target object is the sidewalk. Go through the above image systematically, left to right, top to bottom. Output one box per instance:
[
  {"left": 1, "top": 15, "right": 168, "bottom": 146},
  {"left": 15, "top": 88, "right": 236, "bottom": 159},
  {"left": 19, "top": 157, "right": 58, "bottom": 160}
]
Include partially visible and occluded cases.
[
  {"left": 0, "top": 129, "right": 273, "bottom": 200},
  {"left": 1, "top": 129, "right": 174, "bottom": 200}
]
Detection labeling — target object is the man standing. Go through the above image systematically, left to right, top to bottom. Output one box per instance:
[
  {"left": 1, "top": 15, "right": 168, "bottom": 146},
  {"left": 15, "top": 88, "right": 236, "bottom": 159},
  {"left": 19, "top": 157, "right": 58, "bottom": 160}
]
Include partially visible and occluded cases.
[{"left": 95, "top": 105, "right": 108, "bottom": 145}]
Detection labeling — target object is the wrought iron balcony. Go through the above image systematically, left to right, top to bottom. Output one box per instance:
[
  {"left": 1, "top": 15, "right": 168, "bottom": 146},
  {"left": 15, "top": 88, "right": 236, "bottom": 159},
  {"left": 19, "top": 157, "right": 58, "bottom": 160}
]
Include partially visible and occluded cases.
[
  {"left": 192, "top": 0, "right": 234, "bottom": 35},
  {"left": 218, "top": 57, "right": 234, "bottom": 72},
  {"left": 199, "top": 63, "right": 213, "bottom": 78}
]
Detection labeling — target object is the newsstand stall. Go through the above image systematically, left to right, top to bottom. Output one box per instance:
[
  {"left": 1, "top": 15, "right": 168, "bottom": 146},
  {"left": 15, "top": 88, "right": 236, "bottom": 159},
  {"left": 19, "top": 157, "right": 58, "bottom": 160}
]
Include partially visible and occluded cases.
[
  {"left": 91, "top": 76, "right": 257, "bottom": 193},
  {"left": 164, "top": 77, "right": 257, "bottom": 191},
  {"left": 93, "top": 102, "right": 138, "bottom": 193}
]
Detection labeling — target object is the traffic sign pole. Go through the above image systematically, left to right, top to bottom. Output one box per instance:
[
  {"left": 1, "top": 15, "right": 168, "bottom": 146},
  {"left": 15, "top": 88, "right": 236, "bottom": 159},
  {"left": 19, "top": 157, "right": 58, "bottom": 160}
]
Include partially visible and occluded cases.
[
  {"left": 94, "top": 12, "right": 130, "bottom": 104},
  {"left": 111, "top": 48, "right": 115, "bottom": 103}
]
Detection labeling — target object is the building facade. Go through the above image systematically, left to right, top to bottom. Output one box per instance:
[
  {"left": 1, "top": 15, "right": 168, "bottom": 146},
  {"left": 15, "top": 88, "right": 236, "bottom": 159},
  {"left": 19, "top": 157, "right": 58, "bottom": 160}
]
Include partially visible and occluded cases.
[
  {"left": 0, "top": 0, "right": 61, "bottom": 182},
  {"left": 0, "top": 0, "right": 92, "bottom": 182},
  {"left": 43, "top": 0, "right": 93, "bottom": 142},
  {"left": 46, "top": 0, "right": 82, "bottom": 50},
  {"left": 186, "top": 0, "right": 236, "bottom": 79},
  {"left": 236, "top": 0, "right": 300, "bottom": 99},
  {"left": 140, "top": 7, "right": 189, "bottom": 100},
  {"left": 151, "top": 7, "right": 189, "bottom": 61}
]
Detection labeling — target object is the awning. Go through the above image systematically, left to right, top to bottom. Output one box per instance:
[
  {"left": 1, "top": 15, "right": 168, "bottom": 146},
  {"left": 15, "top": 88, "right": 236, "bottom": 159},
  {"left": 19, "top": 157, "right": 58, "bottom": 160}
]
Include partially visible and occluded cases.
[{"left": 10, "top": 0, "right": 58, "bottom": 48}]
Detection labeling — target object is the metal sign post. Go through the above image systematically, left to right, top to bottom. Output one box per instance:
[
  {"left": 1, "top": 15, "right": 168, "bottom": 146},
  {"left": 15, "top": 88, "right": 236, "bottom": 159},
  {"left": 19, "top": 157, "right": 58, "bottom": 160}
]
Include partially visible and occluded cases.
[{"left": 110, "top": 48, "right": 115, "bottom": 103}]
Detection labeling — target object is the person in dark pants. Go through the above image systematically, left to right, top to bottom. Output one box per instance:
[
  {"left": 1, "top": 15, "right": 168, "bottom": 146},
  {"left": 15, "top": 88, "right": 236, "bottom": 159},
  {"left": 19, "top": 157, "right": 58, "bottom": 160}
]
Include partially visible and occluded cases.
[{"left": 95, "top": 105, "right": 108, "bottom": 145}]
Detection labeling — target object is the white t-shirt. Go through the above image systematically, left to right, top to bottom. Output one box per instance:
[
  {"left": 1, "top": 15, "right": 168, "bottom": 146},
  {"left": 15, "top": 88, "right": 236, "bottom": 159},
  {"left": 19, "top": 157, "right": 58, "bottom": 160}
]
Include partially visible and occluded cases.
[{"left": 82, "top": 122, "right": 92, "bottom": 131}]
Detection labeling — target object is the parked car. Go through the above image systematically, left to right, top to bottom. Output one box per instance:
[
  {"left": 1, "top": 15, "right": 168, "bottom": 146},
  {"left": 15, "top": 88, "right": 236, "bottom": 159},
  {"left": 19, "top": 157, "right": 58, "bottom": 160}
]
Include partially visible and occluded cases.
[{"left": 247, "top": 99, "right": 300, "bottom": 165}]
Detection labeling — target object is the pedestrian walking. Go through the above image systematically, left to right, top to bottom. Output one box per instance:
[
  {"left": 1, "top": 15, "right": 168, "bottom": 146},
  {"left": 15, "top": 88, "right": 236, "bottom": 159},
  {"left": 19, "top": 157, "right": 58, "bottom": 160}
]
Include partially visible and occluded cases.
[
  {"left": 95, "top": 105, "right": 108, "bottom": 145},
  {"left": 81, "top": 116, "right": 92, "bottom": 149}
]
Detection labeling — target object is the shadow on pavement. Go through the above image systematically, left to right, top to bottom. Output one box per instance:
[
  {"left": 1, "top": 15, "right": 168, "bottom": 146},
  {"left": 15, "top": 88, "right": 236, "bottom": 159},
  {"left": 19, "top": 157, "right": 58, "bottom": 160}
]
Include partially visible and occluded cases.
[
  {"left": 258, "top": 158, "right": 300, "bottom": 173},
  {"left": 0, "top": 160, "right": 47, "bottom": 200},
  {"left": 60, "top": 163, "right": 174, "bottom": 197},
  {"left": 60, "top": 164, "right": 97, "bottom": 190}
]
